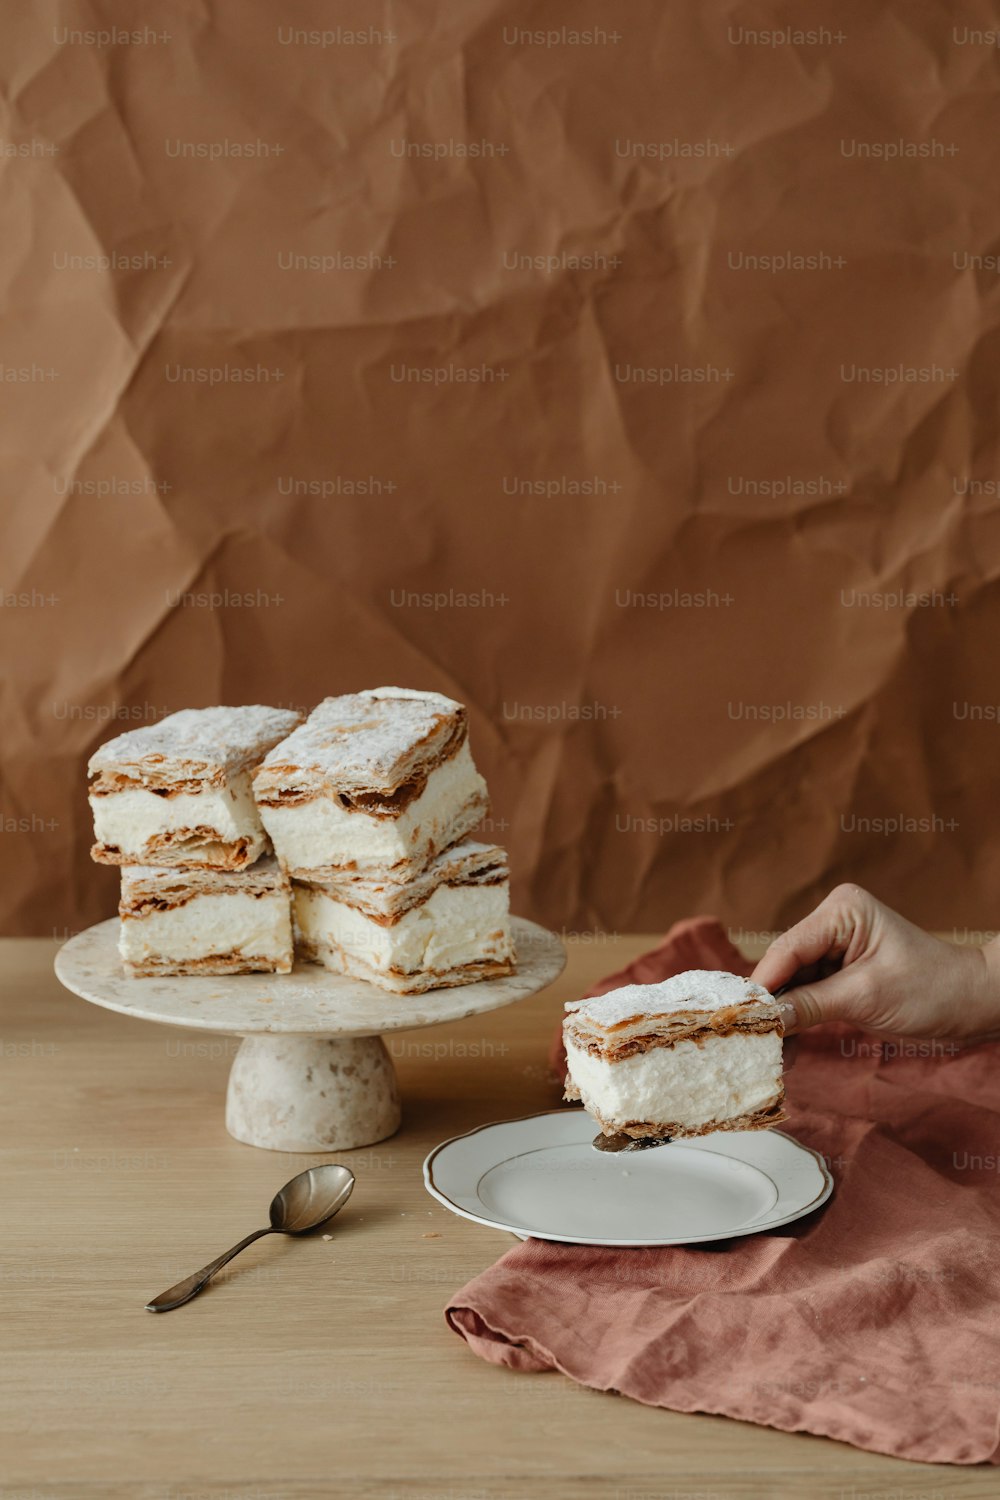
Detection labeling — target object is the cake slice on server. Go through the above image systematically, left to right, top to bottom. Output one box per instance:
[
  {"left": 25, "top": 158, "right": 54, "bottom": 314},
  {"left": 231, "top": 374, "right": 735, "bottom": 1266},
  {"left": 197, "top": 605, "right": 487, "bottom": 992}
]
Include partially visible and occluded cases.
[
  {"left": 253, "top": 688, "right": 489, "bottom": 879},
  {"left": 89, "top": 706, "right": 302, "bottom": 870},
  {"left": 292, "top": 840, "right": 515, "bottom": 994},
  {"left": 118, "top": 857, "right": 293, "bottom": 977},
  {"left": 563, "top": 970, "right": 785, "bottom": 1141}
]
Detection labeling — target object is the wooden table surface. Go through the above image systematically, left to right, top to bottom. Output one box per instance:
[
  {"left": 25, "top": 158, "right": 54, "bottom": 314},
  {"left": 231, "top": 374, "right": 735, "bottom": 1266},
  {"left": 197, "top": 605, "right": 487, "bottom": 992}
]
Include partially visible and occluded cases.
[{"left": 2, "top": 933, "right": 995, "bottom": 1500}]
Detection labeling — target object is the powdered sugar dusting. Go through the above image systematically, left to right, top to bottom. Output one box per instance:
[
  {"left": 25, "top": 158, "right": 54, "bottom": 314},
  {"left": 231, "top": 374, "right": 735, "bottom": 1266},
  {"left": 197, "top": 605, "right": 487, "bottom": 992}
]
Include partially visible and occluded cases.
[
  {"left": 370, "top": 687, "right": 457, "bottom": 707},
  {"left": 257, "top": 688, "right": 463, "bottom": 787},
  {"left": 89, "top": 707, "right": 301, "bottom": 776},
  {"left": 569, "top": 969, "right": 773, "bottom": 1026}
]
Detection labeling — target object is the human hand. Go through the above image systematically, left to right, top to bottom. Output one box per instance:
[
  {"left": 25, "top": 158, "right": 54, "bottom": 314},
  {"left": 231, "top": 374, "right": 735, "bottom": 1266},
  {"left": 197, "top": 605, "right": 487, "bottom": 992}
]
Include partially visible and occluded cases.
[{"left": 751, "top": 884, "right": 1000, "bottom": 1044}]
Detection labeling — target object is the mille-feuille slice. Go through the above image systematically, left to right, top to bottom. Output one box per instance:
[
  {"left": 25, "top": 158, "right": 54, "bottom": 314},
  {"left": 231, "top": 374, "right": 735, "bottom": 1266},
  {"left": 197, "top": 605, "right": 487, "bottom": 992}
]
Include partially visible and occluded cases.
[
  {"left": 253, "top": 688, "right": 489, "bottom": 880},
  {"left": 89, "top": 706, "right": 302, "bottom": 870},
  {"left": 292, "top": 839, "right": 515, "bottom": 994},
  {"left": 118, "top": 856, "right": 293, "bottom": 977},
  {"left": 563, "top": 970, "right": 785, "bottom": 1140}
]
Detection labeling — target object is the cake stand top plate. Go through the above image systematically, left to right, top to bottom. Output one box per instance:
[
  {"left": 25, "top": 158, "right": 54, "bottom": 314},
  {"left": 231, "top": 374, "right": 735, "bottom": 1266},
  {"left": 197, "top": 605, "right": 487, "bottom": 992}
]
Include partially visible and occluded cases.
[{"left": 54, "top": 917, "right": 566, "bottom": 1038}]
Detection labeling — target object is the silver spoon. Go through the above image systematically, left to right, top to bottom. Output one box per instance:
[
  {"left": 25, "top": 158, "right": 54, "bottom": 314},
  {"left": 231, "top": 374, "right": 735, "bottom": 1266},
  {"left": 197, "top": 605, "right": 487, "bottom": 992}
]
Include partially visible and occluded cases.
[
  {"left": 591, "top": 983, "right": 793, "bottom": 1153},
  {"left": 145, "top": 1163, "right": 355, "bottom": 1313}
]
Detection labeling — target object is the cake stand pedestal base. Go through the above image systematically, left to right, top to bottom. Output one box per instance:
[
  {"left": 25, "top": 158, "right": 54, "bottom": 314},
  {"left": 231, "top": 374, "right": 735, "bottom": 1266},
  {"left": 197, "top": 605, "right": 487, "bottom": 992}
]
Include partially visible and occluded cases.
[{"left": 225, "top": 1034, "right": 401, "bottom": 1152}]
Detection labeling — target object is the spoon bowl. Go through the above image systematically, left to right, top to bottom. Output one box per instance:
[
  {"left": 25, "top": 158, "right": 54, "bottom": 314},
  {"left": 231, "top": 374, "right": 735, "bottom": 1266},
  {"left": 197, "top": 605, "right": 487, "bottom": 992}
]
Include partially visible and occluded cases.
[{"left": 270, "top": 1163, "right": 355, "bottom": 1233}]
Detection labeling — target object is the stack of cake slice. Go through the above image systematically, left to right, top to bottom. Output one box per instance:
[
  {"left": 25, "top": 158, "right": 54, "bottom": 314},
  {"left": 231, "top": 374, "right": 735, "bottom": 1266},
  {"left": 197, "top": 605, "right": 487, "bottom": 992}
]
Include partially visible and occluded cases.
[
  {"left": 253, "top": 688, "right": 516, "bottom": 993},
  {"left": 88, "top": 689, "right": 516, "bottom": 993},
  {"left": 89, "top": 706, "right": 303, "bottom": 976}
]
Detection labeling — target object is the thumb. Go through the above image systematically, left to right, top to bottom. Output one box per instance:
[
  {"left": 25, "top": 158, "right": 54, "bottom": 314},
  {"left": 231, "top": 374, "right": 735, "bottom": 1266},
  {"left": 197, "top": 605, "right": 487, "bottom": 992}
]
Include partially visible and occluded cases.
[{"left": 780, "top": 967, "right": 867, "bottom": 1033}]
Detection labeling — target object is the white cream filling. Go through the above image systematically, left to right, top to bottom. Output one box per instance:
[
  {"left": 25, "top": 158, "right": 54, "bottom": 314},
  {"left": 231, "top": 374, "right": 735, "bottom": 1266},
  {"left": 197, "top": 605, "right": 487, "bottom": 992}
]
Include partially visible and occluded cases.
[
  {"left": 258, "top": 741, "right": 486, "bottom": 872},
  {"left": 91, "top": 772, "right": 266, "bottom": 859},
  {"left": 294, "top": 881, "right": 512, "bottom": 975},
  {"left": 119, "top": 892, "right": 292, "bottom": 963},
  {"left": 565, "top": 1031, "right": 782, "bottom": 1130}
]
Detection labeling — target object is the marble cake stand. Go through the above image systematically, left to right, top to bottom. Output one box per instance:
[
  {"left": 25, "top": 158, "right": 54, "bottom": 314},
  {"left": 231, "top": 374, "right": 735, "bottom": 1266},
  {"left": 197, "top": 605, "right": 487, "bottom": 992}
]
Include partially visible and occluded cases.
[{"left": 55, "top": 918, "right": 565, "bottom": 1153}]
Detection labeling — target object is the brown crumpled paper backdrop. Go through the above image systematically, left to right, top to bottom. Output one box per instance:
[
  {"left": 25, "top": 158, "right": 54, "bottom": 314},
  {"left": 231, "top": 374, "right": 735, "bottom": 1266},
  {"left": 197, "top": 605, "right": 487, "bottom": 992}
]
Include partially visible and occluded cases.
[{"left": 3, "top": 1, "right": 1000, "bottom": 938}]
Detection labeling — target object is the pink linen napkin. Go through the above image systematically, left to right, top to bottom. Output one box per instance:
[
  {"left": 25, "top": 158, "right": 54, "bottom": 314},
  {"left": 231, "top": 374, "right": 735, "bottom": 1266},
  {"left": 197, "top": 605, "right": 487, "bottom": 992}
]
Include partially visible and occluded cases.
[{"left": 446, "top": 918, "right": 1000, "bottom": 1465}]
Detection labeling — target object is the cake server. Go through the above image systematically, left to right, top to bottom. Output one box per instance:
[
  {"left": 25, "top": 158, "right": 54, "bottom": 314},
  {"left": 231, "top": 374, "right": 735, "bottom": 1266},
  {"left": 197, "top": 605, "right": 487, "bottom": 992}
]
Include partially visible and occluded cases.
[{"left": 145, "top": 1163, "right": 355, "bottom": 1312}]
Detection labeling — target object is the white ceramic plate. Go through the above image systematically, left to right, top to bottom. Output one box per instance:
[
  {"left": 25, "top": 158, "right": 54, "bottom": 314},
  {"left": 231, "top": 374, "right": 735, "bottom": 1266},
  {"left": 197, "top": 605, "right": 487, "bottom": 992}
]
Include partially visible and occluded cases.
[{"left": 424, "top": 1109, "right": 833, "bottom": 1246}]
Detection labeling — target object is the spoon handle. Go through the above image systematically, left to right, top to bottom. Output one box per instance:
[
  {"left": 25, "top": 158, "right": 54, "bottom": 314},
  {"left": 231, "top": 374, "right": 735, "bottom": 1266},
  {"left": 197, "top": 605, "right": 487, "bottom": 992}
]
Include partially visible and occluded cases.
[{"left": 145, "top": 1227, "right": 273, "bottom": 1313}]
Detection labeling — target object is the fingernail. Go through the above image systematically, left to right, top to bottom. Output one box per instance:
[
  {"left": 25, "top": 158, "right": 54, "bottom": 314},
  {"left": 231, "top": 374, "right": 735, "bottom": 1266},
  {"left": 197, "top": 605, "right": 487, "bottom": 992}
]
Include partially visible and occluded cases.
[{"left": 778, "top": 999, "right": 798, "bottom": 1033}]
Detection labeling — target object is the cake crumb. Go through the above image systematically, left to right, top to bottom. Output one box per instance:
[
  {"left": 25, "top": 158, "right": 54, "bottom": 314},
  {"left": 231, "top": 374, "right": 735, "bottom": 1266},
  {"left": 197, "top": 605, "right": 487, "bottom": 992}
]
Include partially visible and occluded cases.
[{"left": 422, "top": 1232, "right": 441, "bottom": 1239}]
